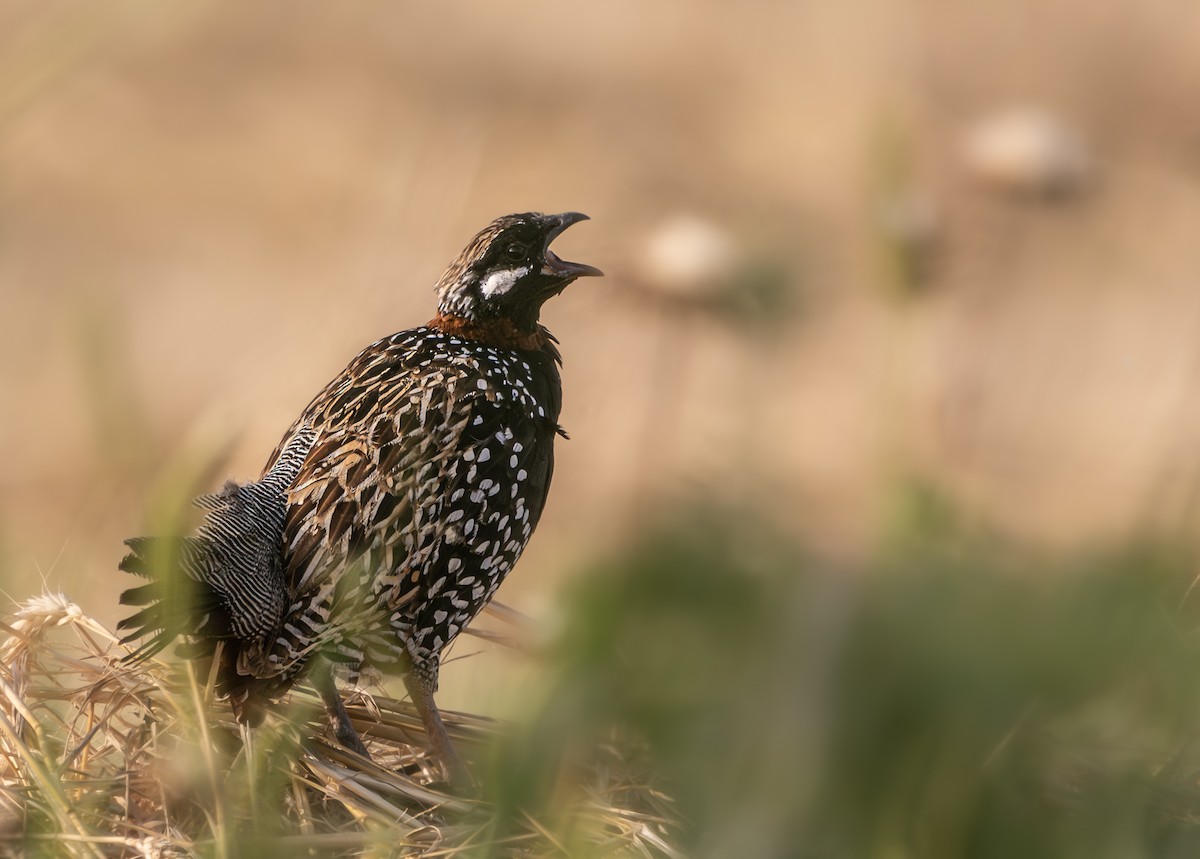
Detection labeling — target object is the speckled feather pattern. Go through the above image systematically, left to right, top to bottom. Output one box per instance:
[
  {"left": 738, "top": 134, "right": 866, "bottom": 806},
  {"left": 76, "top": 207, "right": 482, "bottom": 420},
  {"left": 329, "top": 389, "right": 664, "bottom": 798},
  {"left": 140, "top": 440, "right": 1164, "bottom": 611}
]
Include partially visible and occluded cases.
[
  {"left": 118, "top": 212, "right": 594, "bottom": 745},
  {"left": 261, "top": 325, "right": 563, "bottom": 692}
]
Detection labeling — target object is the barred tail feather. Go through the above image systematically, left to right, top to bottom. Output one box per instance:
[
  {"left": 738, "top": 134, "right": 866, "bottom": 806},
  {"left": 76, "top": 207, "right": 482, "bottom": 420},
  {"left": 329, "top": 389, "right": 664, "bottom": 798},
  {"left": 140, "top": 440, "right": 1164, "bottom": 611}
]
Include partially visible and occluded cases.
[
  {"left": 116, "top": 427, "right": 317, "bottom": 697},
  {"left": 117, "top": 536, "right": 227, "bottom": 662}
]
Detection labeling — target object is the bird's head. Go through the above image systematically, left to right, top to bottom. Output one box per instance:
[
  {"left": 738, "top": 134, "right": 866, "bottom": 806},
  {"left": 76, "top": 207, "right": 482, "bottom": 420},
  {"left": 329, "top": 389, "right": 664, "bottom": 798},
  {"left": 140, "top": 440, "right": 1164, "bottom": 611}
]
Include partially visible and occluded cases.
[{"left": 434, "top": 212, "right": 602, "bottom": 333}]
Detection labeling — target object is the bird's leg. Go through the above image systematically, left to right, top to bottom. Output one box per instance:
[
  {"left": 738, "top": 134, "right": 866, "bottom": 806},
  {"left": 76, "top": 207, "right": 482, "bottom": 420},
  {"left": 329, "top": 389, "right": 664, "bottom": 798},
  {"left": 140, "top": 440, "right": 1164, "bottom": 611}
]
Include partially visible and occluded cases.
[
  {"left": 311, "top": 661, "right": 372, "bottom": 759},
  {"left": 403, "top": 671, "right": 473, "bottom": 791}
]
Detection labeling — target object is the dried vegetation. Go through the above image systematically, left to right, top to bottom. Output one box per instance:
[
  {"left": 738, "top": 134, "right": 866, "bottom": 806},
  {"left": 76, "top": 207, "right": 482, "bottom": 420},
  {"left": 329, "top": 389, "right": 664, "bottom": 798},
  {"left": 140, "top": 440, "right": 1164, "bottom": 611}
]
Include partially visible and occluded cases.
[{"left": 0, "top": 594, "right": 678, "bottom": 858}]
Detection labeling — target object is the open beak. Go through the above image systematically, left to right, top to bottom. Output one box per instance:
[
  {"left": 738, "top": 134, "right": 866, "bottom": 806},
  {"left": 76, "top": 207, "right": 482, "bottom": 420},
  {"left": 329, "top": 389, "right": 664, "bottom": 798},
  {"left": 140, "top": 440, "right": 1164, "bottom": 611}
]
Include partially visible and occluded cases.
[{"left": 542, "top": 212, "right": 604, "bottom": 279}]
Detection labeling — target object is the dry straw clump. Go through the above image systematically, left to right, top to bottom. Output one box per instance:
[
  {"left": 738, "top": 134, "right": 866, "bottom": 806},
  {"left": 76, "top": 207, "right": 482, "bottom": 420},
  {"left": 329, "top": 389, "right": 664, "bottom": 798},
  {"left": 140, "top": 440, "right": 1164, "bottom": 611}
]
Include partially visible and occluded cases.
[{"left": 0, "top": 594, "right": 679, "bottom": 858}]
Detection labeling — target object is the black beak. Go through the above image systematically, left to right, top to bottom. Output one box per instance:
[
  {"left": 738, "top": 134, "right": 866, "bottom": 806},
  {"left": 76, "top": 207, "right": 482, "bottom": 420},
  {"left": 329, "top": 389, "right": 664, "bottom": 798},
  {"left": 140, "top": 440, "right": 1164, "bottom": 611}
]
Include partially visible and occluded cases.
[{"left": 542, "top": 212, "right": 603, "bottom": 279}]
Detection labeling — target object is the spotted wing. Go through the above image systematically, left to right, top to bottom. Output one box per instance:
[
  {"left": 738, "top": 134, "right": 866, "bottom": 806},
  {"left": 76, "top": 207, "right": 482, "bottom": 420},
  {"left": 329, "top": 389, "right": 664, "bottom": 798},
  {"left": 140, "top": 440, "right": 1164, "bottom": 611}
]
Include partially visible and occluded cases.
[{"left": 260, "top": 339, "right": 478, "bottom": 672}]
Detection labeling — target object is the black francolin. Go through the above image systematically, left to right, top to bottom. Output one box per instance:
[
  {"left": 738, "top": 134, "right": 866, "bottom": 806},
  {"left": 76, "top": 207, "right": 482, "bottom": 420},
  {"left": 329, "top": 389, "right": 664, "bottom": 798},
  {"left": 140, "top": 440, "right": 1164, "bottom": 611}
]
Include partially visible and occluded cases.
[{"left": 119, "top": 212, "right": 601, "bottom": 787}]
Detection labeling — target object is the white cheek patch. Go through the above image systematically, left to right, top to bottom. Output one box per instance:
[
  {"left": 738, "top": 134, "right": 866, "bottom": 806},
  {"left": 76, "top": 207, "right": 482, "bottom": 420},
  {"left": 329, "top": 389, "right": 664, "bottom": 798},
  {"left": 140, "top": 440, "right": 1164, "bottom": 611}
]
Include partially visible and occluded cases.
[{"left": 480, "top": 266, "right": 529, "bottom": 298}]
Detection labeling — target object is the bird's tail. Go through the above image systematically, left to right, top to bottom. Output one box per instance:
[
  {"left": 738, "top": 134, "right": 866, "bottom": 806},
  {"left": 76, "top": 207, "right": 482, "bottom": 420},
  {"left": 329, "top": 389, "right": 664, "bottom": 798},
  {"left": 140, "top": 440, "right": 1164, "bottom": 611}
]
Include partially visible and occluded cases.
[
  {"left": 116, "top": 427, "right": 317, "bottom": 677},
  {"left": 117, "top": 533, "right": 228, "bottom": 662}
]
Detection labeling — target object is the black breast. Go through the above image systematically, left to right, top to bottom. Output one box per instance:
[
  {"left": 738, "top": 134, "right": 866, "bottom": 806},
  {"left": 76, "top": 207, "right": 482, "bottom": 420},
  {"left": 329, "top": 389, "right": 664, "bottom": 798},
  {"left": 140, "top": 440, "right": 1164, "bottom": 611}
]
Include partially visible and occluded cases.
[{"left": 402, "top": 337, "right": 563, "bottom": 666}]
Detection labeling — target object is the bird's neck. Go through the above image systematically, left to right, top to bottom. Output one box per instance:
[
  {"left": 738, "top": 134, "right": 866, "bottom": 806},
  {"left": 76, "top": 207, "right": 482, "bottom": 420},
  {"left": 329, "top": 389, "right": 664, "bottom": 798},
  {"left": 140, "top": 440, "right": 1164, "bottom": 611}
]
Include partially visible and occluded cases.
[{"left": 427, "top": 312, "right": 551, "bottom": 352}]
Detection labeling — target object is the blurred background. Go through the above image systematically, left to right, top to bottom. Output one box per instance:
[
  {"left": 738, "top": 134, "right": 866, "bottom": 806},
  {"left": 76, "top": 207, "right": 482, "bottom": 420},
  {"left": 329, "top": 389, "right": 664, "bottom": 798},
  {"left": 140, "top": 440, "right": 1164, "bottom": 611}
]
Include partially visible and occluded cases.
[{"left": 4, "top": 1, "right": 1200, "bottom": 854}]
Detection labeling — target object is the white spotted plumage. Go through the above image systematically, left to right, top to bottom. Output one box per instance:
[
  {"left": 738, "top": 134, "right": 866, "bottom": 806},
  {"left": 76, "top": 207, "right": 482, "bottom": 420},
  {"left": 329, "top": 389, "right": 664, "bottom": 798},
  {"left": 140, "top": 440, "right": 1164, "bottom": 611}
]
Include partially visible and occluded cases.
[
  {"left": 117, "top": 212, "right": 598, "bottom": 783},
  {"left": 263, "top": 324, "right": 563, "bottom": 692}
]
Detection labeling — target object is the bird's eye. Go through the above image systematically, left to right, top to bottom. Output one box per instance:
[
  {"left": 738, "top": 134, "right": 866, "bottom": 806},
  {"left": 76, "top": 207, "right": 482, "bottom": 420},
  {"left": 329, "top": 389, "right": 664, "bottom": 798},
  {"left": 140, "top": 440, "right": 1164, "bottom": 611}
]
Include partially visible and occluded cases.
[{"left": 505, "top": 242, "right": 528, "bottom": 261}]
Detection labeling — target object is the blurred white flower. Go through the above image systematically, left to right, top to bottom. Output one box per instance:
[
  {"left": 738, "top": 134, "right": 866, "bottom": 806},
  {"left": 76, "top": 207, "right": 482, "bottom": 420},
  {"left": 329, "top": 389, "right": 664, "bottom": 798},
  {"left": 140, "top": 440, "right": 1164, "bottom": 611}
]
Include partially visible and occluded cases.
[
  {"left": 961, "top": 107, "right": 1091, "bottom": 197},
  {"left": 636, "top": 214, "right": 737, "bottom": 297}
]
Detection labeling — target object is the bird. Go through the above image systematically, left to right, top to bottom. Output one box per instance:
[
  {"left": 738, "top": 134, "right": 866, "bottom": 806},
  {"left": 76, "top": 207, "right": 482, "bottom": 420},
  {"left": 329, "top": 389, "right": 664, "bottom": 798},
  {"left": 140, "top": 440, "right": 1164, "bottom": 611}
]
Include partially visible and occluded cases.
[{"left": 118, "top": 211, "right": 602, "bottom": 788}]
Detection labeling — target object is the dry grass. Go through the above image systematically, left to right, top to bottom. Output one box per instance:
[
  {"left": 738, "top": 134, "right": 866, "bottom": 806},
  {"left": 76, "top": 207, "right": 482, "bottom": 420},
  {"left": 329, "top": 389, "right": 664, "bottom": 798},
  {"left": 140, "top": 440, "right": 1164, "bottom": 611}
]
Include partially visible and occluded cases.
[{"left": 0, "top": 594, "right": 679, "bottom": 858}]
